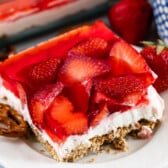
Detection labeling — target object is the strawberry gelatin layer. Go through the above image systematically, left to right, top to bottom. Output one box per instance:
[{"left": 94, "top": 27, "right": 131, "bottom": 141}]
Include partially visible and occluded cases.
[{"left": 0, "top": 21, "right": 164, "bottom": 161}]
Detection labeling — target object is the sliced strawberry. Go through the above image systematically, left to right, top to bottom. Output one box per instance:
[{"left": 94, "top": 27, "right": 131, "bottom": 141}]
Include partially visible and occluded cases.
[
  {"left": 0, "top": 21, "right": 116, "bottom": 86},
  {"left": 68, "top": 37, "right": 109, "bottom": 59},
  {"left": 109, "top": 40, "right": 152, "bottom": 75},
  {"left": 59, "top": 55, "right": 111, "bottom": 85},
  {"left": 28, "top": 57, "right": 61, "bottom": 85},
  {"left": 1, "top": 72, "right": 27, "bottom": 106},
  {"left": 95, "top": 74, "right": 150, "bottom": 105},
  {"left": 63, "top": 79, "right": 93, "bottom": 113},
  {"left": 16, "top": 82, "right": 27, "bottom": 107},
  {"left": 29, "top": 82, "right": 64, "bottom": 128},
  {"left": 30, "top": 82, "right": 64, "bottom": 108},
  {"left": 91, "top": 91, "right": 130, "bottom": 114},
  {"left": 92, "top": 91, "right": 111, "bottom": 104},
  {"left": 44, "top": 95, "right": 88, "bottom": 136},
  {"left": 48, "top": 95, "right": 74, "bottom": 122},
  {"left": 29, "top": 100, "right": 45, "bottom": 129},
  {"left": 108, "top": 101, "right": 130, "bottom": 113},
  {"left": 88, "top": 104, "right": 108, "bottom": 127},
  {"left": 64, "top": 112, "right": 88, "bottom": 135},
  {"left": 45, "top": 128, "right": 66, "bottom": 144}
]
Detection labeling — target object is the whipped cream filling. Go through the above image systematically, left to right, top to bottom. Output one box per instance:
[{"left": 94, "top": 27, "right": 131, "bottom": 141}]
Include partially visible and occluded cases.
[
  {"left": 0, "top": 0, "right": 107, "bottom": 36},
  {"left": 0, "top": 75, "right": 164, "bottom": 160}
]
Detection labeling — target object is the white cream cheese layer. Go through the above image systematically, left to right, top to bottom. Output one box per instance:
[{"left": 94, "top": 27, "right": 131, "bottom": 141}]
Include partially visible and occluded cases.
[
  {"left": 0, "top": 0, "right": 107, "bottom": 36},
  {"left": 0, "top": 76, "right": 164, "bottom": 160}
]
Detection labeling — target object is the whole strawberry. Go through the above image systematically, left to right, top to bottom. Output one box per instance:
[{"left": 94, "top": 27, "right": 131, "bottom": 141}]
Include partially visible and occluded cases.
[
  {"left": 108, "top": 0, "right": 153, "bottom": 45},
  {"left": 141, "top": 41, "right": 168, "bottom": 93}
]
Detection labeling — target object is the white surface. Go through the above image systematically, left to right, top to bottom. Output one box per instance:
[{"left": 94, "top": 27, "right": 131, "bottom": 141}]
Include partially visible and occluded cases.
[{"left": 0, "top": 90, "right": 167, "bottom": 168}]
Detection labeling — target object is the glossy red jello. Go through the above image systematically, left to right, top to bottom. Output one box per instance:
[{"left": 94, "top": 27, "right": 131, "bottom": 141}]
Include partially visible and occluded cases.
[{"left": 0, "top": 21, "right": 154, "bottom": 143}]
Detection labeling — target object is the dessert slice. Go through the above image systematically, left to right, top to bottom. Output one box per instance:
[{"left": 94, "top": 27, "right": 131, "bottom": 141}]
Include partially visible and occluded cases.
[
  {"left": 0, "top": 0, "right": 108, "bottom": 36},
  {"left": 0, "top": 21, "right": 164, "bottom": 162}
]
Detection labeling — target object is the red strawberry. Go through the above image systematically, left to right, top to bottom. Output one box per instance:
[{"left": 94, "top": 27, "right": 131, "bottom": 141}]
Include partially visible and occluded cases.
[
  {"left": 108, "top": 0, "right": 153, "bottom": 44},
  {"left": 68, "top": 37, "right": 109, "bottom": 59},
  {"left": 109, "top": 40, "right": 153, "bottom": 76},
  {"left": 141, "top": 41, "right": 168, "bottom": 92},
  {"left": 59, "top": 54, "right": 111, "bottom": 85},
  {"left": 29, "top": 57, "right": 61, "bottom": 85},
  {"left": 0, "top": 72, "right": 26, "bottom": 104},
  {"left": 95, "top": 74, "right": 150, "bottom": 105},
  {"left": 153, "top": 77, "right": 168, "bottom": 93},
  {"left": 63, "top": 79, "right": 93, "bottom": 113},
  {"left": 29, "top": 82, "right": 64, "bottom": 128},
  {"left": 88, "top": 90, "right": 130, "bottom": 127},
  {"left": 88, "top": 91, "right": 128, "bottom": 127},
  {"left": 92, "top": 91, "right": 131, "bottom": 113},
  {"left": 92, "top": 91, "right": 111, "bottom": 104},
  {"left": 44, "top": 95, "right": 88, "bottom": 136},
  {"left": 106, "top": 98, "right": 130, "bottom": 113},
  {"left": 88, "top": 104, "right": 108, "bottom": 127},
  {"left": 64, "top": 113, "right": 88, "bottom": 135},
  {"left": 45, "top": 128, "right": 66, "bottom": 144}
]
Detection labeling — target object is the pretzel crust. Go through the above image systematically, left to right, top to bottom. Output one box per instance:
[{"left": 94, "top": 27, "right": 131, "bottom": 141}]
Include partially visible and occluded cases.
[{"left": 0, "top": 103, "right": 28, "bottom": 137}]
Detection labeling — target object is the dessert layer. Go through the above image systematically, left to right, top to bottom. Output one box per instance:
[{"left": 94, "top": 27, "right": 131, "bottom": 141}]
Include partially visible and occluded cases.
[
  {"left": 0, "top": 0, "right": 107, "bottom": 36},
  {"left": 0, "top": 0, "right": 77, "bottom": 21},
  {"left": 0, "top": 75, "right": 164, "bottom": 161},
  {"left": 40, "top": 86, "right": 164, "bottom": 160},
  {"left": 34, "top": 119, "right": 159, "bottom": 162}
]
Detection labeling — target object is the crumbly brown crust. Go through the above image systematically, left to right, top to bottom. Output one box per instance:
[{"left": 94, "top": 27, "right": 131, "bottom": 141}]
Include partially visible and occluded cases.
[
  {"left": 0, "top": 103, "right": 28, "bottom": 137},
  {"left": 31, "top": 119, "right": 160, "bottom": 162}
]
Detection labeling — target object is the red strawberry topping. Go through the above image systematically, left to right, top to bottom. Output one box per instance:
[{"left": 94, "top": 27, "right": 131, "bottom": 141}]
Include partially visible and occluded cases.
[
  {"left": 108, "top": 0, "right": 153, "bottom": 45},
  {"left": 68, "top": 37, "right": 109, "bottom": 59},
  {"left": 109, "top": 40, "right": 152, "bottom": 75},
  {"left": 141, "top": 42, "right": 168, "bottom": 92},
  {"left": 59, "top": 54, "right": 111, "bottom": 85},
  {"left": 29, "top": 57, "right": 61, "bottom": 86},
  {"left": 95, "top": 74, "right": 150, "bottom": 105},
  {"left": 63, "top": 79, "right": 93, "bottom": 113},
  {"left": 29, "top": 82, "right": 64, "bottom": 128},
  {"left": 91, "top": 91, "right": 131, "bottom": 114},
  {"left": 44, "top": 95, "right": 88, "bottom": 136},
  {"left": 88, "top": 104, "right": 108, "bottom": 127},
  {"left": 45, "top": 128, "right": 66, "bottom": 144}
]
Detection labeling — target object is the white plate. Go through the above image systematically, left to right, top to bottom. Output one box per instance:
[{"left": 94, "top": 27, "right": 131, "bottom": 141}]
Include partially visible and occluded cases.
[{"left": 0, "top": 92, "right": 167, "bottom": 168}]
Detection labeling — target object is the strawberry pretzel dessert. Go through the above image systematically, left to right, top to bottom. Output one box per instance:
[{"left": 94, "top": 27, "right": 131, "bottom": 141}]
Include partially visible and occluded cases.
[
  {"left": 0, "top": 0, "right": 107, "bottom": 36},
  {"left": 0, "top": 21, "right": 164, "bottom": 162}
]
